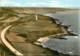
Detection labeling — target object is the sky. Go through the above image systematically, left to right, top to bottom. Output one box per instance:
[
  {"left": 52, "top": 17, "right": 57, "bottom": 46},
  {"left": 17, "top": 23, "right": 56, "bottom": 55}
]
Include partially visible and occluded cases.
[{"left": 0, "top": 0, "right": 80, "bottom": 8}]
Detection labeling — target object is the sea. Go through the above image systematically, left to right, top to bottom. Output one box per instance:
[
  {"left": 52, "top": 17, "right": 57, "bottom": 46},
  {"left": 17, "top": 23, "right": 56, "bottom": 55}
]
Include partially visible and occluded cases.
[{"left": 42, "top": 10, "right": 80, "bottom": 56}]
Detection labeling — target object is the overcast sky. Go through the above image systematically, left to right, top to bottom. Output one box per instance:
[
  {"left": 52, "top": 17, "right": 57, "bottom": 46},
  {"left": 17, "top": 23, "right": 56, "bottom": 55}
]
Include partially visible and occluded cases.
[{"left": 0, "top": 0, "right": 80, "bottom": 8}]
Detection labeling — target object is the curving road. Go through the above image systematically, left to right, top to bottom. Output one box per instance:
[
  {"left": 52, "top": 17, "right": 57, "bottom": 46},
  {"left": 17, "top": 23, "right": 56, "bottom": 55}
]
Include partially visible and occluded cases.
[{"left": 1, "top": 25, "right": 23, "bottom": 56}]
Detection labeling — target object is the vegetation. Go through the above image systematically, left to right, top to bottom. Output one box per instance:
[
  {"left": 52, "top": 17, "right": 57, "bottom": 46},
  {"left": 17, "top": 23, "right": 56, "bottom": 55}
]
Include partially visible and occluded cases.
[
  {"left": 0, "top": 8, "right": 76, "bottom": 56},
  {"left": 0, "top": 44, "right": 15, "bottom": 56}
]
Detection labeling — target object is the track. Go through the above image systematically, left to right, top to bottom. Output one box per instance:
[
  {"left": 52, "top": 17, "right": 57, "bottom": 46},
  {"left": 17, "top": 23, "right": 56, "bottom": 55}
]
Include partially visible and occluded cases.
[{"left": 1, "top": 25, "right": 23, "bottom": 56}]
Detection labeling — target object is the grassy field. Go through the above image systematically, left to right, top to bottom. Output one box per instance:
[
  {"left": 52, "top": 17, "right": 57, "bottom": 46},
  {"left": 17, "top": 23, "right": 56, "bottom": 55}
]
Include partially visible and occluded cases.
[{"left": 0, "top": 8, "right": 77, "bottom": 56}]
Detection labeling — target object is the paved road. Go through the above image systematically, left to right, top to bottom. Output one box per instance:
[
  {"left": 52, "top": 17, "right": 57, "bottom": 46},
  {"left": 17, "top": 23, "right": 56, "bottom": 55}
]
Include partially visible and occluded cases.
[
  {"left": 0, "top": 24, "right": 54, "bottom": 56},
  {"left": 1, "top": 25, "right": 23, "bottom": 56},
  {"left": 6, "top": 31, "right": 54, "bottom": 56}
]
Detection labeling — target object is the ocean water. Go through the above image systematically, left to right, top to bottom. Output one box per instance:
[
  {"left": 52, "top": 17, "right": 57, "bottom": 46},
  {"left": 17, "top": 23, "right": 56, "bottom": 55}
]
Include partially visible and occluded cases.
[
  {"left": 42, "top": 10, "right": 80, "bottom": 55},
  {"left": 43, "top": 10, "right": 79, "bottom": 34},
  {"left": 44, "top": 36, "right": 79, "bottom": 55}
]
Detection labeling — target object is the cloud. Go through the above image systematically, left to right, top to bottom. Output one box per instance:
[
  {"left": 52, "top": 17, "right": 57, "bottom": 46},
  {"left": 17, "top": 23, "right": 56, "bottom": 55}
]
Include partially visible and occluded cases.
[
  {"left": 0, "top": 0, "right": 79, "bottom": 8},
  {"left": 0, "top": 0, "right": 61, "bottom": 7},
  {"left": 0, "top": 0, "right": 14, "bottom": 6},
  {"left": 0, "top": 0, "right": 8, "bottom": 6},
  {"left": 21, "top": 0, "right": 61, "bottom": 7},
  {"left": 48, "top": 0, "right": 61, "bottom": 7},
  {"left": 23, "top": 1, "right": 60, "bottom": 7}
]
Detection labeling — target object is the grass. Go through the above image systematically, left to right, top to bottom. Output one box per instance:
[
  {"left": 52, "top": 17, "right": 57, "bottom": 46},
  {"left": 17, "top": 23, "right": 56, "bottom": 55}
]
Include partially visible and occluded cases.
[
  {"left": 0, "top": 9, "right": 75, "bottom": 56},
  {"left": 0, "top": 44, "right": 16, "bottom": 56}
]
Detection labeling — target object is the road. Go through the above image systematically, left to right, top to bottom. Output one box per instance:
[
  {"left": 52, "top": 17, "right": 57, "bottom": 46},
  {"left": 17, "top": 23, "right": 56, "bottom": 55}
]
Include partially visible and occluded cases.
[
  {"left": 0, "top": 25, "right": 23, "bottom": 56},
  {"left": 0, "top": 25, "right": 55, "bottom": 56}
]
